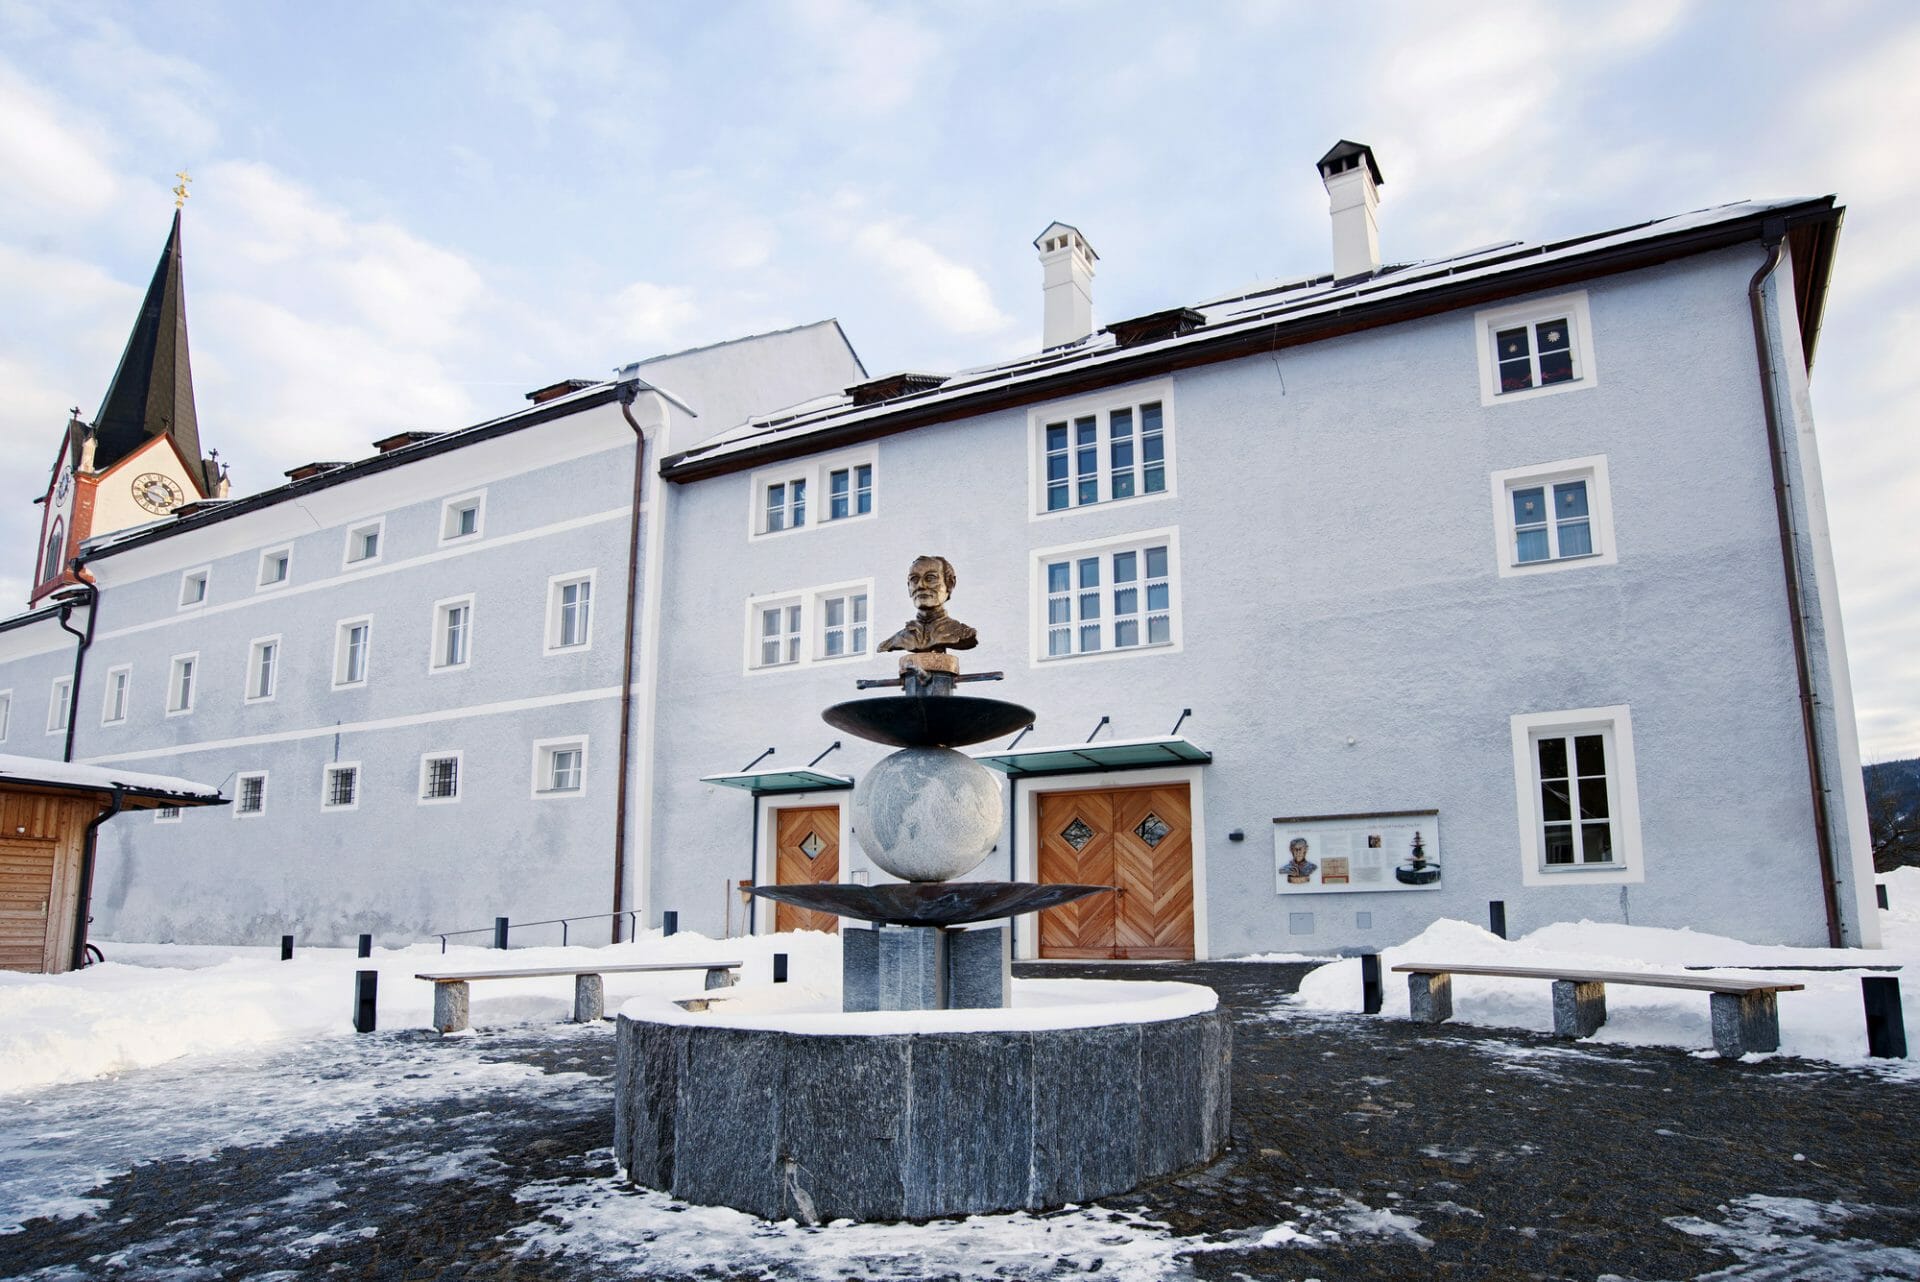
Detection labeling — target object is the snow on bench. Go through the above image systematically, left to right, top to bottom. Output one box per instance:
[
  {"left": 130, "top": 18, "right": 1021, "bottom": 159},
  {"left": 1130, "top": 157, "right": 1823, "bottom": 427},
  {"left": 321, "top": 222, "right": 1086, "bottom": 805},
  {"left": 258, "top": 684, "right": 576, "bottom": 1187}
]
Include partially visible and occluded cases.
[
  {"left": 415, "top": 961, "right": 741, "bottom": 1033},
  {"left": 1390, "top": 962, "right": 1806, "bottom": 1058}
]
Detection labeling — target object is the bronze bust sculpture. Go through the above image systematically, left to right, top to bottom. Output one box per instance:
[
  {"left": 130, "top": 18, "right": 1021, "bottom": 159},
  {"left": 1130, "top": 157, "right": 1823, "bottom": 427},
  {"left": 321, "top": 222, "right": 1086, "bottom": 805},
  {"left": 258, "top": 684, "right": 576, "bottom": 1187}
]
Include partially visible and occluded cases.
[{"left": 879, "top": 555, "right": 978, "bottom": 655}]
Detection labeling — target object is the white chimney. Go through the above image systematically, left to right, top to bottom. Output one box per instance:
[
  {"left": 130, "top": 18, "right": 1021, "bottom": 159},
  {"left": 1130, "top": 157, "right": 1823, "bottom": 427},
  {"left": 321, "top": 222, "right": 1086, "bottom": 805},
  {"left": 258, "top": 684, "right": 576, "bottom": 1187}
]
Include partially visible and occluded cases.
[
  {"left": 1317, "top": 141, "right": 1383, "bottom": 280},
  {"left": 1034, "top": 222, "right": 1098, "bottom": 349}
]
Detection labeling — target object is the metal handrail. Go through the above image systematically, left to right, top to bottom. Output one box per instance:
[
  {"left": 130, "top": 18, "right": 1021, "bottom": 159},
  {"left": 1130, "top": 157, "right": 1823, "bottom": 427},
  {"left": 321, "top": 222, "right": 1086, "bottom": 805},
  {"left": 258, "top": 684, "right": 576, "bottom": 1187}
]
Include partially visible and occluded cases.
[{"left": 434, "top": 909, "right": 642, "bottom": 953}]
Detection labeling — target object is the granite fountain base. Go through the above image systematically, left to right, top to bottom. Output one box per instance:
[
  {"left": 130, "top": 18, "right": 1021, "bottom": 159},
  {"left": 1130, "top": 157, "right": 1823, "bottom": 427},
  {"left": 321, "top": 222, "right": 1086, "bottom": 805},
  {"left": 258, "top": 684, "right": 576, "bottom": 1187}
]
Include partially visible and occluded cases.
[{"left": 613, "top": 980, "right": 1232, "bottom": 1222}]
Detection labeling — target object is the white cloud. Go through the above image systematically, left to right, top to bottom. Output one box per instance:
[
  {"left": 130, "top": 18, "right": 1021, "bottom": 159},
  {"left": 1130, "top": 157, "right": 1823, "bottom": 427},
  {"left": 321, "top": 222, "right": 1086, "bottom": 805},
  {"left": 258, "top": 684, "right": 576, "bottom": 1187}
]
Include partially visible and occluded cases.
[
  {"left": 784, "top": 0, "right": 943, "bottom": 115},
  {"left": 0, "top": 68, "right": 120, "bottom": 219},
  {"left": 852, "top": 222, "right": 1012, "bottom": 336},
  {"left": 609, "top": 281, "right": 699, "bottom": 347}
]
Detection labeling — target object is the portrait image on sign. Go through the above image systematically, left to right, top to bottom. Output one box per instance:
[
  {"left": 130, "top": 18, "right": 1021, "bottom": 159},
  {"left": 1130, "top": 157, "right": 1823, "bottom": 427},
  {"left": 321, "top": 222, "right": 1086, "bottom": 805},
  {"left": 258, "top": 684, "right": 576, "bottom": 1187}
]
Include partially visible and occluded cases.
[{"left": 1273, "top": 811, "right": 1442, "bottom": 894}]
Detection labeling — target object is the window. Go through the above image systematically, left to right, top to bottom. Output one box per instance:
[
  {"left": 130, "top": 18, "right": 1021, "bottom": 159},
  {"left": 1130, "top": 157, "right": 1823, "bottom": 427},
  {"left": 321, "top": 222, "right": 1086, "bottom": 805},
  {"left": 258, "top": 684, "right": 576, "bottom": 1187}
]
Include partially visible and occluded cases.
[
  {"left": 1475, "top": 292, "right": 1598, "bottom": 405},
  {"left": 1030, "top": 383, "right": 1173, "bottom": 516},
  {"left": 748, "top": 450, "right": 877, "bottom": 537},
  {"left": 1491, "top": 456, "right": 1616, "bottom": 577},
  {"left": 828, "top": 465, "right": 873, "bottom": 521},
  {"left": 765, "top": 478, "right": 806, "bottom": 532},
  {"left": 440, "top": 492, "right": 485, "bottom": 542},
  {"left": 43, "top": 518, "right": 63, "bottom": 584},
  {"left": 344, "top": 520, "right": 383, "bottom": 566},
  {"left": 1035, "top": 533, "right": 1179, "bottom": 661},
  {"left": 258, "top": 546, "right": 292, "bottom": 589},
  {"left": 179, "top": 568, "right": 210, "bottom": 608},
  {"left": 546, "top": 573, "right": 594, "bottom": 653},
  {"left": 819, "top": 591, "right": 868, "bottom": 660},
  {"left": 431, "top": 597, "right": 473, "bottom": 671},
  {"left": 756, "top": 600, "right": 803, "bottom": 668},
  {"left": 334, "top": 618, "right": 371, "bottom": 687},
  {"left": 247, "top": 637, "right": 280, "bottom": 702},
  {"left": 167, "top": 654, "right": 197, "bottom": 715},
  {"left": 101, "top": 665, "right": 131, "bottom": 724},
  {"left": 47, "top": 679, "right": 70, "bottom": 733},
  {"left": 0, "top": 690, "right": 11, "bottom": 741},
  {"left": 1510, "top": 706, "right": 1643, "bottom": 886},
  {"left": 532, "top": 738, "right": 587, "bottom": 798},
  {"left": 419, "top": 752, "right": 461, "bottom": 803},
  {"left": 323, "top": 763, "right": 360, "bottom": 811},
  {"left": 235, "top": 772, "right": 267, "bottom": 817},
  {"left": 153, "top": 805, "right": 181, "bottom": 823}
]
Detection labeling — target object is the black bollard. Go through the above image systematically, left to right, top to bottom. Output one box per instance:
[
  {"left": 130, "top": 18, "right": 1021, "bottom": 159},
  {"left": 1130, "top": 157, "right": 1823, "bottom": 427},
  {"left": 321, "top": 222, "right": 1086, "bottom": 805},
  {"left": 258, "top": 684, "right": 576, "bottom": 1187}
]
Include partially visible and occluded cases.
[
  {"left": 1877, "top": 884, "right": 1889, "bottom": 911},
  {"left": 1488, "top": 901, "right": 1508, "bottom": 940},
  {"left": 663, "top": 911, "right": 679, "bottom": 937},
  {"left": 494, "top": 916, "right": 510, "bottom": 950},
  {"left": 357, "top": 933, "right": 372, "bottom": 959},
  {"left": 281, "top": 934, "right": 294, "bottom": 961},
  {"left": 1360, "top": 952, "right": 1383, "bottom": 1015},
  {"left": 773, "top": 953, "right": 789, "bottom": 984},
  {"left": 354, "top": 970, "right": 378, "bottom": 1033},
  {"left": 1863, "top": 976, "right": 1908, "bottom": 1059}
]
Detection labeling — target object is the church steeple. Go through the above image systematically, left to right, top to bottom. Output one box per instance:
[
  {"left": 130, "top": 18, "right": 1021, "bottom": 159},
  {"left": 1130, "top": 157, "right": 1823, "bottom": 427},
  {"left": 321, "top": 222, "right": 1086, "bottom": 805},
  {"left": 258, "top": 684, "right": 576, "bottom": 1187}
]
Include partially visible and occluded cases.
[{"left": 91, "top": 205, "right": 203, "bottom": 484}]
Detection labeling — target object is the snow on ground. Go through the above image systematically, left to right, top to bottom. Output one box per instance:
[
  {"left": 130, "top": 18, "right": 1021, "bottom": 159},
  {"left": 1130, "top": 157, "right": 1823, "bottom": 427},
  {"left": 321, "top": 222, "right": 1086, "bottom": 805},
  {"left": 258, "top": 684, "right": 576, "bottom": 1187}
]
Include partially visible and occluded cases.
[
  {"left": 1293, "top": 867, "right": 1920, "bottom": 1076},
  {"left": 0, "top": 929, "right": 837, "bottom": 1095}
]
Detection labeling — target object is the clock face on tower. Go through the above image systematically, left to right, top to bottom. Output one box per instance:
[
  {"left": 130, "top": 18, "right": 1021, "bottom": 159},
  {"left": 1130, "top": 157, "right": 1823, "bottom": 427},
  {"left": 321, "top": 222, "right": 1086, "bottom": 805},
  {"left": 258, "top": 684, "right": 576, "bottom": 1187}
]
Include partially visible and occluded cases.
[
  {"left": 53, "top": 466, "right": 72, "bottom": 507},
  {"left": 132, "top": 472, "right": 185, "bottom": 515}
]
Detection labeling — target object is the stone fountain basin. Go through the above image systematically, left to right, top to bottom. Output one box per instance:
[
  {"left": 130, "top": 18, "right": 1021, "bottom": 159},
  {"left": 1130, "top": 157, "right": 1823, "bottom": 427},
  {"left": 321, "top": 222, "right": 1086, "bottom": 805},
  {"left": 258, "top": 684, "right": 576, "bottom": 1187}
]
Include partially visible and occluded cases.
[{"left": 613, "top": 978, "right": 1232, "bottom": 1222}]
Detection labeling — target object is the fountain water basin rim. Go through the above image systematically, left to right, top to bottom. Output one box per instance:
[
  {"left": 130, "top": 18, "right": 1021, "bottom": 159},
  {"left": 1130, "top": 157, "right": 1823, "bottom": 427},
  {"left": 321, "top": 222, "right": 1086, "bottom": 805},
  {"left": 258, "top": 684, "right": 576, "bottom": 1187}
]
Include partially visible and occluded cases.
[{"left": 748, "top": 880, "right": 1110, "bottom": 926}]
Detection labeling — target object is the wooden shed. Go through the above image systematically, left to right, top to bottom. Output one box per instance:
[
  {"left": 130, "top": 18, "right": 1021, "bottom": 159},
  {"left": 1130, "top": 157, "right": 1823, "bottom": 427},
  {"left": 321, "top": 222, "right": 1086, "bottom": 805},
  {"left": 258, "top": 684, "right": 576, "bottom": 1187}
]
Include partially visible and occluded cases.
[{"left": 0, "top": 755, "right": 226, "bottom": 974}]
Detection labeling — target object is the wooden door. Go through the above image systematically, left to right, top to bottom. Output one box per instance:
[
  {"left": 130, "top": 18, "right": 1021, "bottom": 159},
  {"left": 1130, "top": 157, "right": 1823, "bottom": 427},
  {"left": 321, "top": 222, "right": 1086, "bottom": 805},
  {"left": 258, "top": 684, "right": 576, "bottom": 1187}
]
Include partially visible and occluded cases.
[
  {"left": 1036, "top": 784, "right": 1194, "bottom": 960},
  {"left": 773, "top": 805, "right": 841, "bottom": 934},
  {"left": 0, "top": 839, "right": 59, "bottom": 973}
]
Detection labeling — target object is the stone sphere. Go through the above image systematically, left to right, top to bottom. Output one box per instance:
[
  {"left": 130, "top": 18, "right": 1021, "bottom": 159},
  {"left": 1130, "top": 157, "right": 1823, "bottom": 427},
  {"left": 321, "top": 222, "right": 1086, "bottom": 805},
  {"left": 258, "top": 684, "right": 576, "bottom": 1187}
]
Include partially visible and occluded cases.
[{"left": 852, "top": 747, "right": 1002, "bottom": 882}]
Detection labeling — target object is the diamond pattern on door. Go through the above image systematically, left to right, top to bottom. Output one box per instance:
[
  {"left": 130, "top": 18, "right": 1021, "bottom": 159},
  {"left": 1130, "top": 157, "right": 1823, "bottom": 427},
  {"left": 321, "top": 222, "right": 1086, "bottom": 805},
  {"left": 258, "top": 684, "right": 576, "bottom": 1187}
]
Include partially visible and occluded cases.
[
  {"left": 1037, "top": 784, "right": 1193, "bottom": 960},
  {"left": 774, "top": 806, "right": 840, "bottom": 934},
  {"left": 1060, "top": 818, "right": 1095, "bottom": 851},
  {"left": 799, "top": 832, "right": 825, "bottom": 860}
]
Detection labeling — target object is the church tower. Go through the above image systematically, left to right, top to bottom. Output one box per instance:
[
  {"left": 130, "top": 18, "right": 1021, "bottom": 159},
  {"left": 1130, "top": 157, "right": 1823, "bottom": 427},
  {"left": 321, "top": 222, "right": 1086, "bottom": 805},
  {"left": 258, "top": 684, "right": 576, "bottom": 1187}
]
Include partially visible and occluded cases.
[{"left": 30, "top": 187, "right": 227, "bottom": 606}]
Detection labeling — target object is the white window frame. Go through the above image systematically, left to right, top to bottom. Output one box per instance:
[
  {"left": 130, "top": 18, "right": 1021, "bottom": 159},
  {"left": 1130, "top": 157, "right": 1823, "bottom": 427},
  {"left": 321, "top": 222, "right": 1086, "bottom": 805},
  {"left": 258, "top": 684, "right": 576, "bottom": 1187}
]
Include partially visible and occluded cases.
[
  {"left": 1475, "top": 291, "right": 1598, "bottom": 407},
  {"left": 1027, "top": 379, "right": 1176, "bottom": 521},
  {"left": 746, "top": 447, "right": 878, "bottom": 539},
  {"left": 1490, "top": 455, "right": 1617, "bottom": 578},
  {"left": 825, "top": 461, "right": 876, "bottom": 524},
  {"left": 439, "top": 491, "right": 487, "bottom": 544},
  {"left": 342, "top": 518, "right": 385, "bottom": 569},
  {"left": 1029, "top": 528, "right": 1183, "bottom": 665},
  {"left": 256, "top": 545, "right": 293, "bottom": 591},
  {"left": 178, "top": 566, "right": 211, "bottom": 609},
  {"left": 544, "top": 571, "right": 596, "bottom": 655},
  {"left": 743, "top": 577, "right": 875, "bottom": 674},
  {"left": 815, "top": 587, "right": 871, "bottom": 663},
  {"left": 430, "top": 595, "right": 474, "bottom": 674},
  {"left": 333, "top": 616, "right": 373, "bottom": 688},
  {"left": 246, "top": 635, "right": 281, "bottom": 703},
  {"left": 167, "top": 652, "right": 198, "bottom": 716},
  {"left": 101, "top": 664, "right": 131, "bottom": 725},
  {"left": 47, "top": 678, "right": 70, "bottom": 734},
  {"left": 0, "top": 689, "right": 9, "bottom": 742},
  {"left": 1510, "top": 705, "right": 1644, "bottom": 887},
  {"left": 531, "top": 736, "right": 588, "bottom": 799},
  {"left": 418, "top": 750, "right": 463, "bottom": 805},
  {"left": 322, "top": 761, "right": 361, "bottom": 812},
  {"left": 234, "top": 771, "right": 268, "bottom": 819},
  {"left": 153, "top": 805, "right": 182, "bottom": 824}
]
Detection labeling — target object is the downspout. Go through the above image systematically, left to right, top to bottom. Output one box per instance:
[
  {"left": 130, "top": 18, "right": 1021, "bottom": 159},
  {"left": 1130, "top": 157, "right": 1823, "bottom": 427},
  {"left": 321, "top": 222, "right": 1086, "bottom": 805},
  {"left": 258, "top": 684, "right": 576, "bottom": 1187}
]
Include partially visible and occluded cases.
[
  {"left": 1748, "top": 226, "right": 1845, "bottom": 948},
  {"left": 612, "top": 386, "right": 650, "bottom": 944},
  {"left": 55, "top": 567, "right": 98, "bottom": 764},
  {"left": 70, "top": 786, "right": 122, "bottom": 970}
]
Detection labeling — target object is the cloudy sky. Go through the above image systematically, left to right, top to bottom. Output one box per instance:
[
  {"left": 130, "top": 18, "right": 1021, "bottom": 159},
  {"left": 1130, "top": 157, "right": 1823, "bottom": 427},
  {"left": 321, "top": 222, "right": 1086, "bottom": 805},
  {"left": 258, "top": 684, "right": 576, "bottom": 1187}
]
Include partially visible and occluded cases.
[{"left": 0, "top": 0, "right": 1912, "bottom": 756}]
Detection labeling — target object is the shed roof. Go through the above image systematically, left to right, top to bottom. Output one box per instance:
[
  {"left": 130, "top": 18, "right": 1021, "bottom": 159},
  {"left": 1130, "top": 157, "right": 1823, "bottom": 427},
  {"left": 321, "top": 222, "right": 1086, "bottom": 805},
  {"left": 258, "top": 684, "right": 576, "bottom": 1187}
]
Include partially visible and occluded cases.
[{"left": 0, "top": 754, "right": 225, "bottom": 808}]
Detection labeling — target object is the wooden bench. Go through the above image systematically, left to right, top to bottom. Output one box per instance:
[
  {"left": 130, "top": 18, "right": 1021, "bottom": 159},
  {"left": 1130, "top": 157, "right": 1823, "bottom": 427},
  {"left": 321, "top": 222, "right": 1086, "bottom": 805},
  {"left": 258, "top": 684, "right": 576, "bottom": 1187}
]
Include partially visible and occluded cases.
[
  {"left": 415, "top": 961, "right": 741, "bottom": 1033},
  {"left": 1391, "top": 962, "right": 1806, "bottom": 1058}
]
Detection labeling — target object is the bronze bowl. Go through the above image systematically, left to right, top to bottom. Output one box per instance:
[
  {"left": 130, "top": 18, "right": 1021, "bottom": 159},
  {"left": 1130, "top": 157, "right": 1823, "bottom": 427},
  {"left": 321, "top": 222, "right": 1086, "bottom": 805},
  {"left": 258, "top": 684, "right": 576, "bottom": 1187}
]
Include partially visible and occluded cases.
[
  {"left": 823, "top": 693, "right": 1036, "bottom": 749},
  {"left": 748, "top": 880, "right": 1110, "bottom": 928}
]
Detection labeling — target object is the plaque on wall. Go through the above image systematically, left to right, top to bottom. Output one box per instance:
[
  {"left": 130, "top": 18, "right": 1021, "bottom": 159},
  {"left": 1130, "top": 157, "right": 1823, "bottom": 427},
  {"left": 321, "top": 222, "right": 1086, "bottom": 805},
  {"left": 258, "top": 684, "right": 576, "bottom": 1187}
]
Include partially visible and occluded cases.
[{"left": 1272, "top": 811, "right": 1441, "bottom": 894}]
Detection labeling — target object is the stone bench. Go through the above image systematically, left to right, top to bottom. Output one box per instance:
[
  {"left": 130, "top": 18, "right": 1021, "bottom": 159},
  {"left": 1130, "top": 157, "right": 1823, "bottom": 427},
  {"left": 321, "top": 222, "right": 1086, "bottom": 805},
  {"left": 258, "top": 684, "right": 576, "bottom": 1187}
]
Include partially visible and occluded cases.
[
  {"left": 415, "top": 961, "right": 740, "bottom": 1033},
  {"left": 1390, "top": 962, "right": 1805, "bottom": 1058}
]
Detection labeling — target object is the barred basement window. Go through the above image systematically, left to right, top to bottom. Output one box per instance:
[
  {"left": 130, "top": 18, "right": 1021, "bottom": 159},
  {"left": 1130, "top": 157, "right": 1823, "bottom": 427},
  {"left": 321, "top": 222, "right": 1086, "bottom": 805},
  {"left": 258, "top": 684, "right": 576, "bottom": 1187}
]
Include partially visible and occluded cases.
[
  {"left": 420, "top": 753, "right": 461, "bottom": 802},
  {"left": 324, "top": 764, "right": 359, "bottom": 810},
  {"left": 235, "top": 773, "right": 267, "bottom": 817},
  {"left": 153, "top": 805, "right": 181, "bottom": 823}
]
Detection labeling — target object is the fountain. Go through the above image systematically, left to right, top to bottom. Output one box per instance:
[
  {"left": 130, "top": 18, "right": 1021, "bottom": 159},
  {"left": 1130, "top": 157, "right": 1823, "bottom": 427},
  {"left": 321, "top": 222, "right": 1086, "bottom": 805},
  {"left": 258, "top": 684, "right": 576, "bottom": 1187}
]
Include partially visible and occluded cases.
[{"left": 614, "top": 556, "right": 1230, "bottom": 1222}]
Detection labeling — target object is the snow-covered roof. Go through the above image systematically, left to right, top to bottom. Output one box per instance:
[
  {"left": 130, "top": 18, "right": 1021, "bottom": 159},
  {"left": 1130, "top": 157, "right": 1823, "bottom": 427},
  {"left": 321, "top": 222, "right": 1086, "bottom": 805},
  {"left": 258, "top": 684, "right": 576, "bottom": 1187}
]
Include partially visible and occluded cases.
[
  {"left": 665, "top": 196, "right": 1839, "bottom": 478},
  {"left": 0, "top": 754, "right": 225, "bottom": 807}
]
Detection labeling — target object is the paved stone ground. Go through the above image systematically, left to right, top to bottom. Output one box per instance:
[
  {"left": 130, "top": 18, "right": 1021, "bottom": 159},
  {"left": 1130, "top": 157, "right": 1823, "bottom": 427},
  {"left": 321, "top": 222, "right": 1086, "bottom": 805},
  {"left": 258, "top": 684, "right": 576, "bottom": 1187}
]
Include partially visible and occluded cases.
[{"left": 3, "top": 961, "right": 1917, "bottom": 1281}]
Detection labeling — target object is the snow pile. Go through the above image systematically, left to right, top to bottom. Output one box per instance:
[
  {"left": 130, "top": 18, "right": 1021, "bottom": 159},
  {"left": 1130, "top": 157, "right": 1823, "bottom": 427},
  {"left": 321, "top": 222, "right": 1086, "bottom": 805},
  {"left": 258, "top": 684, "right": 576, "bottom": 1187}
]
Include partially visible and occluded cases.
[
  {"left": 1294, "top": 867, "right": 1920, "bottom": 1073},
  {"left": 0, "top": 929, "right": 837, "bottom": 1095}
]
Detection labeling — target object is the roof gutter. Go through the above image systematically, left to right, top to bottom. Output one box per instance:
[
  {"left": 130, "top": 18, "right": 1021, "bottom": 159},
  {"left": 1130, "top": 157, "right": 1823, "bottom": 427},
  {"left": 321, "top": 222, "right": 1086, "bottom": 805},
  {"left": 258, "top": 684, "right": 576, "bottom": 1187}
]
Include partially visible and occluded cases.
[
  {"left": 663, "top": 199, "right": 1843, "bottom": 483},
  {"left": 1748, "top": 224, "right": 1845, "bottom": 949},
  {"left": 70, "top": 785, "right": 121, "bottom": 971}
]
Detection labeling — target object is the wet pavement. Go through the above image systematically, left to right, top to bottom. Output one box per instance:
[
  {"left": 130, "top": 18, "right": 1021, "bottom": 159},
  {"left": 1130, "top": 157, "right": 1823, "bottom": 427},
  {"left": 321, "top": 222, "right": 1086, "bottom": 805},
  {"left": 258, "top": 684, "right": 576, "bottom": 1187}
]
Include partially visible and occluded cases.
[{"left": 3, "top": 961, "right": 1917, "bottom": 1281}]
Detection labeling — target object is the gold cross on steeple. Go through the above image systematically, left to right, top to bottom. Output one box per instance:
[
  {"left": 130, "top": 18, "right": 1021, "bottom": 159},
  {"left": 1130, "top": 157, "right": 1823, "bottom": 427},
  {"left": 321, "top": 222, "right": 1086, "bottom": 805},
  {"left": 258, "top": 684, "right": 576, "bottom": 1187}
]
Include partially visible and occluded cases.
[{"left": 173, "top": 170, "right": 191, "bottom": 208}]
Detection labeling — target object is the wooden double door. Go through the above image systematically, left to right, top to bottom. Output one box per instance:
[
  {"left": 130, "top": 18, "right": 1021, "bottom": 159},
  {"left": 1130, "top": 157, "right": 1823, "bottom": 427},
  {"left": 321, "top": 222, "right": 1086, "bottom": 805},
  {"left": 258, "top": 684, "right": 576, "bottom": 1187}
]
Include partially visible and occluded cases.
[
  {"left": 1036, "top": 784, "right": 1195, "bottom": 960},
  {"left": 772, "top": 804, "right": 841, "bottom": 934}
]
